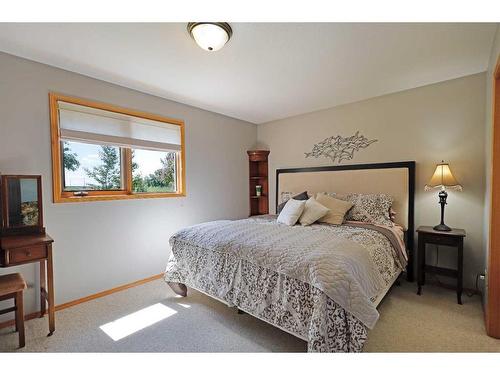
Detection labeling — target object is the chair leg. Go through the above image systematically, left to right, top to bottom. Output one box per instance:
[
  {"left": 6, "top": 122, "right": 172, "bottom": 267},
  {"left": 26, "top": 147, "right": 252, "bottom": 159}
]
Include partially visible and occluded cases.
[
  {"left": 15, "top": 291, "right": 25, "bottom": 348},
  {"left": 14, "top": 297, "right": 18, "bottom": 332}
]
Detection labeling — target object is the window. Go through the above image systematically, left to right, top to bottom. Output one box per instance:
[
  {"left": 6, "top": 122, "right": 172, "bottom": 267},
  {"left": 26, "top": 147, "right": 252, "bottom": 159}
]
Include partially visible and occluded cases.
[
  {"left": 49, "top": 93, "right": 185, "bottom": 202},
  {"left": 62, "top": 141, "right": 124, "bottom": 192},
  {"left": 131, "top": 149, "right": 177, "bottom": 193}
]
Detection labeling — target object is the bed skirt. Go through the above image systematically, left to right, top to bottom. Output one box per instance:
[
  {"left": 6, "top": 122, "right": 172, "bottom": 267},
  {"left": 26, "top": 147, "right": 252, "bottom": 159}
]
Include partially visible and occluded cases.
[{"left": 164, "top": 241, "right": 368, "bottom": 353}]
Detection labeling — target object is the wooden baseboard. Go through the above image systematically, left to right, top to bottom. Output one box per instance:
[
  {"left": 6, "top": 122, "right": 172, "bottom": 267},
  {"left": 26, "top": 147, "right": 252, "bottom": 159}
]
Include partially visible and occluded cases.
[
  {"left": 0, "top": 273, "right": 163, "bottom": 330},
  {"left": 56, "top": 273, "right": 163, "bottom": 310},
  {"left": 0, "top": 311, "right": 42, "bottom": 330}
]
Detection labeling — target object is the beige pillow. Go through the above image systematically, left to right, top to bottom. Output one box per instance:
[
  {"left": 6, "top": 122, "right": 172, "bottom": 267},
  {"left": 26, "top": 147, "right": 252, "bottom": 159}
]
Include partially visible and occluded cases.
[
  {"left": 315, "top": 193, "right": 354, "bottom": 225},
  {"left": 299, "top": 197, "right": 330, "bottom": 226}
]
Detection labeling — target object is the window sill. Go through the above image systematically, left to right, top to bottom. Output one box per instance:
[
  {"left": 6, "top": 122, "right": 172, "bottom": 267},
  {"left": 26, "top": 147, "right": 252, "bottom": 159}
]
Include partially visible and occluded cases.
[{"left": 54, "top": 192, "right": 186, "bottom": 203}]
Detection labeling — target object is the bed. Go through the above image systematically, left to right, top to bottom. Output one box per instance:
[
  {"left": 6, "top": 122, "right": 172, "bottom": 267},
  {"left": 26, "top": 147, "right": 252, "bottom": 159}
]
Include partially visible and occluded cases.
[{"left": 164, "top": 161, "right": 415, "bottom": 352}]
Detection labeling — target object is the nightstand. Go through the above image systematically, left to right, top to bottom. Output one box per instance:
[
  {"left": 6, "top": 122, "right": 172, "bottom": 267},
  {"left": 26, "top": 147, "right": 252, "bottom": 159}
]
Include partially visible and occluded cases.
[{"left": 416, "top": 226, "right": 466, "bottom": 304}]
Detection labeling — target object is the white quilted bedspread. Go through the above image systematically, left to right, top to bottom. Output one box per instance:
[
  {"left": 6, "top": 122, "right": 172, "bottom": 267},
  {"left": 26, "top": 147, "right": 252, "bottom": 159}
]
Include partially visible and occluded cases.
[{"left": 169, "top": 218, "right": 388, "bottom": 329}]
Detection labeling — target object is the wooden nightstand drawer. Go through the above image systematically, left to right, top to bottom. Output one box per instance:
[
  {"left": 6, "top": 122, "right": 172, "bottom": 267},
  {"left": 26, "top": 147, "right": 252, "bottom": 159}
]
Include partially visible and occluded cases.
[
  {"left": 422, "top": 233, "right": 459, "bottom": 246},
  {"left": 6, "top": 245, "right": 47, "bottom": 265}
]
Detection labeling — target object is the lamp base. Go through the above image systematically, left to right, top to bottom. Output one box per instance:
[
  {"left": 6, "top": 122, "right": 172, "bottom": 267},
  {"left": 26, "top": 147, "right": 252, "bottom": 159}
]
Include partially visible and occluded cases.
[{"left": 433, "top": 223, "right": 452, "bottom": 232}]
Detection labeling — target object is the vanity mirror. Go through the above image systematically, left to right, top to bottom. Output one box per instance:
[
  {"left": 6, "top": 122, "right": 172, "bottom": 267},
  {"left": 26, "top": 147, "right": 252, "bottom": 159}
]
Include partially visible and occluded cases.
[{"left": 0, "top": 175, "right": 44, "bottom": 235}]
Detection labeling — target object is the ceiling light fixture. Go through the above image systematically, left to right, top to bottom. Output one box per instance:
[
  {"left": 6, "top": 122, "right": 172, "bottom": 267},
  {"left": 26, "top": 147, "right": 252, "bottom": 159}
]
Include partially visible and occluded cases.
[{"left": 187, "top": 22, "right": 232, "bottom": 52}]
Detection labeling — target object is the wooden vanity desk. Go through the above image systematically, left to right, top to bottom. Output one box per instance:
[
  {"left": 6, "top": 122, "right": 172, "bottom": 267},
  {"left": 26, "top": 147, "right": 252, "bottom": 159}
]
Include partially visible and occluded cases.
[{"left": 0, "top": 233, "right": 55, "bottom": 336}]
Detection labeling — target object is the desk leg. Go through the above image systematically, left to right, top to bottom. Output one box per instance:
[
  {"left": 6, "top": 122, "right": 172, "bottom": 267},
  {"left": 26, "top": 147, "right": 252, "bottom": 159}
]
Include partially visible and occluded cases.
[
  {"left": 457, "top": 239, "right": 463, "bottom": 305},
  {"left": 47, "top": 243, "right": 55, "bottom": 336},
  {"left": 40, "top": 259, "right": 46, "bottom": 318},
  {"left": 16, "top": 291, "right": 25, "bottom": 348},
  {"left": 14, "top": 296, "right": 18, "bottom": 332}
]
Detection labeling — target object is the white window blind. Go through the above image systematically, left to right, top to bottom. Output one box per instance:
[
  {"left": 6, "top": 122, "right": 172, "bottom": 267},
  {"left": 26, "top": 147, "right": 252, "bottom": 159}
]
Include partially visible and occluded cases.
[{"left": 58, "top": 101, "right": 182, "bottom": 152}]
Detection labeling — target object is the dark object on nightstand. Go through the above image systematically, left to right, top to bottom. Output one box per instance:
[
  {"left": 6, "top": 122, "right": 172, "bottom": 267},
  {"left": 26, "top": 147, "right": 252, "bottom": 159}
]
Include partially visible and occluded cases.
[
  {"left": 247, "top": 150, "right": 270, "bottom": 216},
  {"left": 424, "top": 162, "right": 462, "bottom": 232},
  {"left": 433, "top": 189, "right": 451, "bottom": 231},
  {"left": 417, "top": 226, "right": 466, "bottom": 304}
]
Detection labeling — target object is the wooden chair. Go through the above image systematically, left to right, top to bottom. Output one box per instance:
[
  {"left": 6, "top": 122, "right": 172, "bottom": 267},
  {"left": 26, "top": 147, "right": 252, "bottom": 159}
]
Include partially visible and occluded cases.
[{"left": 0, "top": 273, "right": 27, "bottom": 348}]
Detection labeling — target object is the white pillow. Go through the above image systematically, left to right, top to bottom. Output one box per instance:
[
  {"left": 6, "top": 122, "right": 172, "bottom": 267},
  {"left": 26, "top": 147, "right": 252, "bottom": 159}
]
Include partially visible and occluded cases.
[
  {"left": 299, "top": 197, "right": 330, "bottom": 226},
  {"left": 277, "top": 199, "right": 306, "bottom": 226}
]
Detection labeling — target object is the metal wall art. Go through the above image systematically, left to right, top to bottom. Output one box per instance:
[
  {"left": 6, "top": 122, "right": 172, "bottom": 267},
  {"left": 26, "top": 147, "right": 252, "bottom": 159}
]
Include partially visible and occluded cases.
[{"left": 305, "top": 131, "right": 377, "bottom": 164}]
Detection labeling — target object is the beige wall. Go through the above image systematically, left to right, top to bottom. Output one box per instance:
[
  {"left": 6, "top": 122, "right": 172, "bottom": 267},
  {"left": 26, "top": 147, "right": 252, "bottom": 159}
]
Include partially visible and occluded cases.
[
  {"left": 484, "top": 25, "right": 500, "bottom": 306},
  {"left": 0, "top": 52, "right": 256, "bottom": 320},
  {"left": 257, "top": 73, "right": 486, "bottom": 288}
]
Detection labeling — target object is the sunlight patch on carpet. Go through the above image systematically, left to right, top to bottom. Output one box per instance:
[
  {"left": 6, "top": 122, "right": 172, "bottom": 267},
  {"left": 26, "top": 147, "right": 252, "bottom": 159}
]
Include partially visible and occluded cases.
[{"left": 100, "top": 303, "right": 177, "bottom": 341}]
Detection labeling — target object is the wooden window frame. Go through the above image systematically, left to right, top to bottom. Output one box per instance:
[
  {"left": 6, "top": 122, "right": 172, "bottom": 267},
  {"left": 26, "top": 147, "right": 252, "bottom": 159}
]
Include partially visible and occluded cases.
[{"left": 49, "top": 92, "right": 186, "bottom": 203}]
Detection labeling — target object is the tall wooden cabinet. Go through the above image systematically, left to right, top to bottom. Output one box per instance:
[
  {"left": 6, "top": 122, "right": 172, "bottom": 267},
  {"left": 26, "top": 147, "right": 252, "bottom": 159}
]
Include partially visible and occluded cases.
[{"left": 247, "top": 150, "right": 270, "bottom": 216}]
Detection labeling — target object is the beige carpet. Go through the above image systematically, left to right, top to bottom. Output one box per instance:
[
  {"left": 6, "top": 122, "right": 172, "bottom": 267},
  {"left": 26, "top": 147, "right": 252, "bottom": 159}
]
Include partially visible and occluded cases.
[{"left": 0, "top": 279, "right": 499, "bottom": 352}]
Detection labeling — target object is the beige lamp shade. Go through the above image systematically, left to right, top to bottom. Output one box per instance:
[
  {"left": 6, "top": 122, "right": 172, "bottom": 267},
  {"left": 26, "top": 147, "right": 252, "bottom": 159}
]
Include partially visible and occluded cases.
[{"left": 425, "top": 162, "right": 462, "bottom": 191}]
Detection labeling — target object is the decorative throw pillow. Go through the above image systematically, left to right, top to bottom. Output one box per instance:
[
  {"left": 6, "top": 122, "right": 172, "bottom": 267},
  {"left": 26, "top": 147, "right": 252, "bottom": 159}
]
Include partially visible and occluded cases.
[
  {"left": 277, "top": 191, "right": 308, "bottom": 214},
  {"left": 315, "top": 193, "right": 354, "bottom": 225},
  {"left": 344, "top": 193, "right": 394, "bottom": 226},
  {"left": 298, "top": 197, "right": 330, "bottom": 226},
  {"left": 277, "top": 199, "right": 306, "bottom": 226}
]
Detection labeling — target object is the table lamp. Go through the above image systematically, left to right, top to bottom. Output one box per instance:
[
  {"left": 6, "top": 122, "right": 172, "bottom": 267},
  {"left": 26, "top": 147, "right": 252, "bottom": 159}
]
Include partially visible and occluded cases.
[{"left": 425, "top": 161, "right": 462, "bottom": 231}]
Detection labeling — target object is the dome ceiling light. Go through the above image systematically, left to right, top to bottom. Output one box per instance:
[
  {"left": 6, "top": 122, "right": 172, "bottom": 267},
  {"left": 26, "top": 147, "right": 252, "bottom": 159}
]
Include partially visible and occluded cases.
[{"left": 187, "top": 22, "right": 232, "bottom": 52}]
